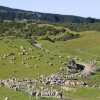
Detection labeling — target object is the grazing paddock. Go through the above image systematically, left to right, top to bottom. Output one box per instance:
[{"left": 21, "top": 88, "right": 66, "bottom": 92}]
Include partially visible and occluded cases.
[
  {"left": 0, "top": 30, "right": 100, "bottom": 100},
  {"left": 0, "top": 37, "right": 63, "bottom": 79},
  {"left": 0, "top": 87, "right": 57, "bottom": 100},
  {"left": 64, "top": 87, "right": 100, "bottom": 100}
]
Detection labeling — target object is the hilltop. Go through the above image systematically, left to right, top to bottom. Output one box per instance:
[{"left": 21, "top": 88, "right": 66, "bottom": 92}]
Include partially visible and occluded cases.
[
  {"left": 0, "top": 6, "right": 100, "bottom": 23},
  {"left": 1, "top": 6, "right": 100, "bottom": 32}
]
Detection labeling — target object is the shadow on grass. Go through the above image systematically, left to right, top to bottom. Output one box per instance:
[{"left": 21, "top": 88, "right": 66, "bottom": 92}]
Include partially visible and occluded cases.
[{"left": 76, "top": 64, "right": 85, "bottom": 70}]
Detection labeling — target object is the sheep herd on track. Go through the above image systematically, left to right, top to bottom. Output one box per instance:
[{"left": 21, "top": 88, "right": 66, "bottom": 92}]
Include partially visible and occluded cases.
[{"left": 0, "top": 59, "right": 100, "bottom": 99}]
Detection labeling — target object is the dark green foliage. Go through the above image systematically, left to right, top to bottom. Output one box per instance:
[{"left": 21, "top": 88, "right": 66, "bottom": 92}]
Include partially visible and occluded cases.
[
  {"left": 0, "top": 6, "right": 100, "bottom": 24},
  {"left": 1, "top": 6, "right": 100, "bottom": 32},
  {"left": 0, "top": 21, "right": 65, "bottom": 38},
  {"left": 55, "top": 22, "right": 100, "bottom": 32},
  {"left": 56, "top": 32, "right": 80, "bottom": 41},
  {"left": 40, "top": 35, "right": 55, "bottom": 43},
  {"left": 28, "top": 38, "right": 37, "bottom": 45}
]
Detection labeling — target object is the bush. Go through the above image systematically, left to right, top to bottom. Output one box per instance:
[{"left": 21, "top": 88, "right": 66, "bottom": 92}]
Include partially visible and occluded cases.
[
  {"left": 56, "top": 32, "right": 80, "bottom": 41},
  {"left": 40, "top": 35, "right": 55, "bottom": 43}
]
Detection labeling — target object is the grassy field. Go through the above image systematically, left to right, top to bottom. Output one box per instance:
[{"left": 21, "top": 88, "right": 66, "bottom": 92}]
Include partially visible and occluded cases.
[
  {"left": 0, "top": 30, "right": 100, "bottom": 100},
  {"left": 0, "top": 37, "right": 63, "bottom": 79},
  {"left": 0, "top": 86, "right": 100, "bottom": 100},
  {"left": 0, "top": 87, "right": 57, "bottom": 100},
  {"left": 64, "top": 87, "right": 100, "bottom": 100}
]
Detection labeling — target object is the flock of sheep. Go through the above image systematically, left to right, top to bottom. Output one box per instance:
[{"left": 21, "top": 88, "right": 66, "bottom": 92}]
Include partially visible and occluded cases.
[{"left": 0, "top": 78, "right": 62, "bottom": 99}]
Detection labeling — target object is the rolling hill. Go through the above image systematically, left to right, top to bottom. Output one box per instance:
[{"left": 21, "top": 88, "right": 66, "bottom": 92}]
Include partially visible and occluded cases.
[
  {"left": 0, "top": 5, "right": 100, "bottom": 23},
  {"left": 0, "top": 5, "right": 100, "bottom": 100},
  {"left": 1, "top": 6, "right": 100, "bottom": 32}
]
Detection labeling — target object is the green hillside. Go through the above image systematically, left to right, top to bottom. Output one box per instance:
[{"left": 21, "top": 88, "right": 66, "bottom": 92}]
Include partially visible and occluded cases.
[
  {"left": 0, "top": 6, "right": 100, "bottom": 100},
  {"left": 0, "top": 6, "right": 100, "bottom": 23},
  {"left": 1, "top": 6, "right": 100, "bottom": 32},
  {"left": 0, "top": 30, "right": 100, "bottom": 100}
]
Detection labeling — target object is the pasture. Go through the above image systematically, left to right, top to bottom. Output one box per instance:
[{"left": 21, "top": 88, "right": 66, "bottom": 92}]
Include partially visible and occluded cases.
[{"left": 0, "top": 30, "right": 100, "bottom": 100}]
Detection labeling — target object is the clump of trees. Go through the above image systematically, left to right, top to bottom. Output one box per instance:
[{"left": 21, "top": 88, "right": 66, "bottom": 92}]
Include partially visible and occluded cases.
[
  {"left": 0, "top": 20, "right": 66, "bottom": 38},
  {"left": 0, "top": 20, "right": 81, "bottom": 42},
  {"left": 55, "top": 22, "right": 100, "bottom": 32},
  {"left": 55, "top": 32, "right": 80, "bottom": 41},
  {"left": 40, "top": 35, "right": 55, "bottom": 43}
]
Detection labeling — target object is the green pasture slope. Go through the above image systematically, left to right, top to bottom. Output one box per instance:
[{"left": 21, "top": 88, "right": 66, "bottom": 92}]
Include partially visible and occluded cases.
[
  {"left": 0, "top": 31, "right": 100, "bottom": 100},
  {"left": 0, "top": 37, "right": 65, "bottom": 79},
  {"left": 0, "top": 87, "right": 99, "bottom": 100},
  {"left": 0, "top": 87, "right": 57, "bottom": 100}
]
